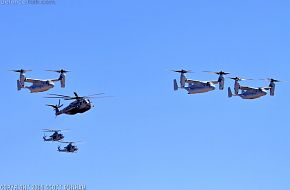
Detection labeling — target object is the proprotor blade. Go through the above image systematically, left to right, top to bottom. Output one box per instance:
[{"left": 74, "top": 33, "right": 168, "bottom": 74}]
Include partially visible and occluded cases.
[
  {"left": 10, "top": 69, "right": 32, "bottom": 73},
  {"left": 46, "top": 69, "right": 69, "bottom": 73},
  {"left": 172, "top": 69, "right": 192, "bottom": 74},
  {"left": 204, "top": 70, "right": 230, "bottom": 75},
  {"left": 229, "top": 77, "right": 253, "bottom": 81},
  {"left": 260, "top": 78, "right": 284, "bottom": 83},
  {"left": 267, "top": 78, "right": 281, "bottom": 83}
]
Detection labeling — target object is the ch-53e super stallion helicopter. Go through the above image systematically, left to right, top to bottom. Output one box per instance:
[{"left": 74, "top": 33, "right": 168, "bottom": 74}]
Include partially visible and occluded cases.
[
  {"left": 10, "top": 69, "right": 68, "bottom": 93},
  {"left": 173, "top": 69, "right": 230, "bottom": 94},
  {"left": 228, "top": 77, "right": 281, "bottom": 99},
  {"left": 45, "top": 92, "right": 107, "bottom": 116},
  {"left": 42, "top": 129, "right": 67, "bottom": 142},
  {"left": 58, "top": 141, "right": 79, "bottom": 153}
]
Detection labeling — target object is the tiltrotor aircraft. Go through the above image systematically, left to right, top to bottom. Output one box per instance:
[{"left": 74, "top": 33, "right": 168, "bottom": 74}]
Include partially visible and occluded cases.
[
  {"left": 11, "top": 69, "right": 68, "bottom": 93},
  {"left": 173, "top": 70, "right": 230, "bottom": 94},
  {"left": 228, "top": 77, "right": 281, "bottom": 99},
  {"left": 46, "top": 92, "right": 105, "bottom": 116},
  {"left": 42, "top": 129, "right": 66, "bottom": 142},
  {"left": 58, "top": 141, "right": 79, "bottom": 153}
]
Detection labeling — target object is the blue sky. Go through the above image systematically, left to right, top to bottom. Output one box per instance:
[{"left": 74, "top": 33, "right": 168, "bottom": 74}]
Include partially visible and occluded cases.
[{"left": 1, "top": 0, "right": 290, "bottom": 189}]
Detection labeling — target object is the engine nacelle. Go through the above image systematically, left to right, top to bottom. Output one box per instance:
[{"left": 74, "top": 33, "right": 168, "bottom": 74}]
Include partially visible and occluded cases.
[
  {"left": 19, "top": 73, "right": 25, "bottom": 87},
  {"left": 59, "top": 73, "right": 66, "bottom": 88},
  {"left": 180, "top": 73, "right": 186, "bottom": 88},
  {"left": 218, "top": 76, "right": 225, "bottom": 90},
  {"left": 234, "top": 81, "right": 240, "bottom": 95},
  {"left": 269, "top": 82, "right": 275, "bottom": 96}
]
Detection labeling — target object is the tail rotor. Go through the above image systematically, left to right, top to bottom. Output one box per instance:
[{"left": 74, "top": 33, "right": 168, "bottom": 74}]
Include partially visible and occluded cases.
[{"left": 46, "top": 99, "right": 63, "bottom": 115}]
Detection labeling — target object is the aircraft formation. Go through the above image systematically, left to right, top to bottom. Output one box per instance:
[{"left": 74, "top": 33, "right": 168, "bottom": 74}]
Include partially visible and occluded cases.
[
  {"left": 11, "top": 68, "right": 282, "bottom": 153},
  {"left": 11, "top": 69, "right": 108, "bottom": 153},
  {"left": 172, "top": 69, "right": 282, "bottom": 99},
  {"left": 42, "top": 129, "right": 79, "bottom": 153}
]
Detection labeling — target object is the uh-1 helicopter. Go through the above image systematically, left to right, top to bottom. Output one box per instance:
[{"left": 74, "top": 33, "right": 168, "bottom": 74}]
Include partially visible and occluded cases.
[
  {"left": 10, "top": 69, "right": 68, "bottom": 93},
  {"left": 173, "top": 69, "right": 230, "bottom": 94},
  {"left": 228, "top": 77, "right": 281, "bottom": 99},
  {"left": 45, "top": 92, "right": 107, "bottom": 116},
  {"left": 42, "top": 129, "right": 67, "bottom": 142},
  {"left": 58, "top": 141, "right": 79, "bottom": 153}
]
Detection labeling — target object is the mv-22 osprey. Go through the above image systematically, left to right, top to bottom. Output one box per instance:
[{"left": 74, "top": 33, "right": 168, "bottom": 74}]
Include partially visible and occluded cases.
[
  {"left": 11, "top": 69, "right": 68, "bottom": 93},
  {"left": 173, "top": 70, "right": 230, "bottom": 94},
  {"left": 228, "top": 77, "right": 281, "bottom": 99}
]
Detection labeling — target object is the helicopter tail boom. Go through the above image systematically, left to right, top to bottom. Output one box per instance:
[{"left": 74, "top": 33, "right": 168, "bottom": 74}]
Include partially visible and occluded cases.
[{"left": 57, "top": 146, "right": 66, "bottom": 152}]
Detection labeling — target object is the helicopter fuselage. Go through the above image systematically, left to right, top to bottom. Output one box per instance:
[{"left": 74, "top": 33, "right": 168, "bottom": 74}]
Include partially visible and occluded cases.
[
  {"left": 26, "top": 81, "right": 55, "bottom": 93},
  {"left": 185, "top": 82, "right": 215, "bottom": 94},
  {"left": 238, "top": 89, "right": 267, "bottom": 99},
  {"left": 57, "top": 98, "right": 92, "bottom": 115},
  {"left": 43, "top": 134, "right": 64, "bottom": 141},
  {"left": 58, "top": 144, "right": 78, "bottom": 153}
]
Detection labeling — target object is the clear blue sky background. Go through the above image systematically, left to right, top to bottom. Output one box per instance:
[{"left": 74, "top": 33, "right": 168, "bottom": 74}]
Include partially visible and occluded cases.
[{"left": 1, "top": 0, "right": 290, "bottom": 189}]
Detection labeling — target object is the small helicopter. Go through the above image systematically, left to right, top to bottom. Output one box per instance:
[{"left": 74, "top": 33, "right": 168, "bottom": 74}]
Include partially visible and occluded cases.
[
  {"left": 10, "top": 69, "right": 68, "bottom": 93},
  {"left": 173, "top": 70, "right": 230, "bottom": 94},
  {"left": 228, "top": 78, "right": 281, "bottom": 99},
  {"left": 46, "top": 92, "right": 106, "bottom": 116},
  {"left": 42, "top": 129, "right": 66, "bottom": 142},
  {"left": 58, "top": 141, "right": 79, "bottom": 153}
]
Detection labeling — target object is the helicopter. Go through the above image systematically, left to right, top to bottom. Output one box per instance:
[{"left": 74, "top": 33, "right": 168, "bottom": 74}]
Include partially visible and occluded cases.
[
  {"left": 10, "top": 69, "right": 68, "bottom": 93},
  {"left": 173, "top": 70, "right": 230, "bottom": 94},
  {"left": 228, "top": 78, "right": 281, "bottom": 99},
  {"left": 45, "top": 92, "right": 106, "bottom": 116},
  {"left": 42, "top": 129, "right": 66, "bottom": 142},
  {"left": 58, "top": 141, "right": 79, "bottom": 153}
]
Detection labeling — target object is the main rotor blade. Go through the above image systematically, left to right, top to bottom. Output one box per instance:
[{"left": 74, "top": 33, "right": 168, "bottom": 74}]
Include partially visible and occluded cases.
[
  {"left": 48, "top": 93, "right": 71, "bottom": 98},
  {"left": 85, "top": 93, "right": 105, "bottom": 96},
  {"left": 85, "top": 96, "right": 114, "bottom": 99},
  {"left": 44, "top": 97, "right": 69, "bottom": 99},
  {"left": 63, "top": 97, "right": 79, "bottom": 100},
  {"left": 42, "top": 129, "right": 61, "bottom": 132},
  {"left": 42, "top": 129, "right": 69, "bottom": 132},
  {"left": 60, "top": 141, "right": 82, "bottom": 144}
]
